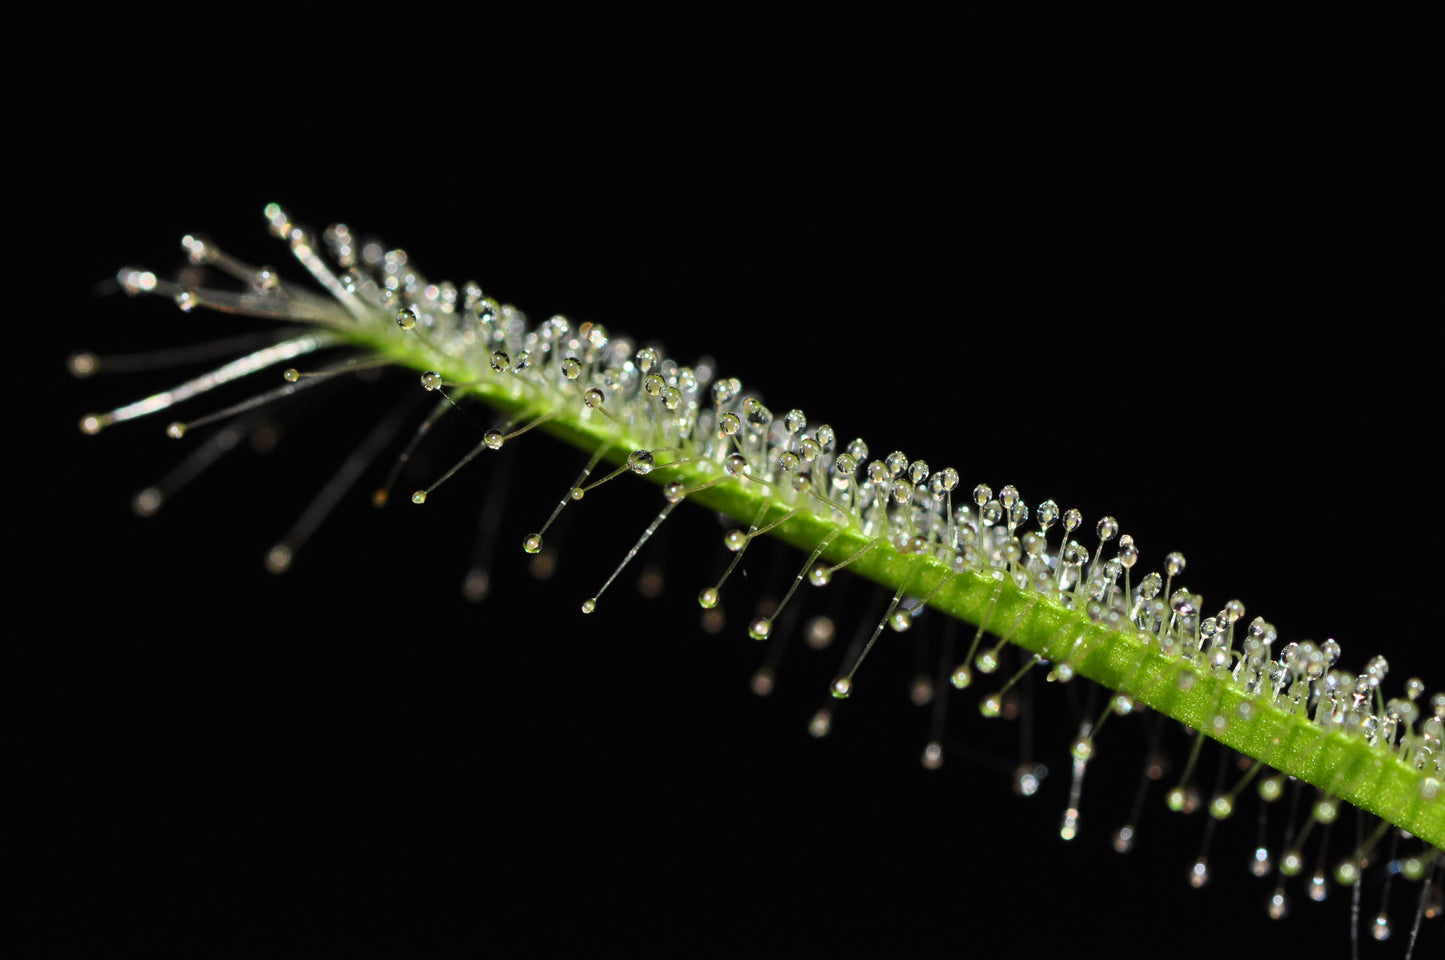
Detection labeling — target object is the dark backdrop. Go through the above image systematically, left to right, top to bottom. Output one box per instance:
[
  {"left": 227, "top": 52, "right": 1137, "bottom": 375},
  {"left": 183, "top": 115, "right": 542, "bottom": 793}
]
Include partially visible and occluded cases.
[{"left": 18, "top": 10, "right": 1440, "bottom": 958}]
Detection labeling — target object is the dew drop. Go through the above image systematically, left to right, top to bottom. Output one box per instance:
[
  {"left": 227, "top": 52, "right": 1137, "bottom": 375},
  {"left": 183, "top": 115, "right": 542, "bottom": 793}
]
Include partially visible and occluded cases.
[
  {"left": 395, "top": 307, "right": 417, "bottom": 330},
  {"left": 490, "top": 350, "right": 510, "bottom": 372},
  {"left": 67, "top": 352, "right": 98, "bottom": 378},
  {"left": 560, "top": 357, "right": 582, "bottom": 380},
  {"left": 284, "top": 368, "right": 301, "bottom": 383},
  {"left": 420, "top": 371, "right": 442, "bottom": 391},
  {"left": 584, "top": 387, "right": 605, "bottom": 408},
  {"left": 166, "top": 422, "right": 186, "bottom": 439},
  {"left": 484, "top": 430, "right": 504, "bottom": 450},
  {"left": 628, "top": 450, "right": 655, "bottom": 475},
  {"left": 664, "top": 482, "right": 686, "bottom": 503},
  {"left": 131, "top": 488, "right": 163, "bottom": 517},
  {"left": 411, "top": 490, "right": 427, "bottom": 504},
  {"left": 1037, "top": 500, "right": 1059, "bottom": 529},
  {"left": 724, "top": 530, "right": 747, "bottom": 552},
  {"left": 523, "top": 533, "right": 543, "bottom": 554},
  {"left": 1117, "top": 534, "right": 1138, "bottom": 568},
  {"left": 264, "top": 544, "right": 292, "bottom": 574},
  {"left": 808, "top": 565, "right": 831, "bottom": 586},
  {"left": 462, "top": 569, "right": 490, "bottom": 603},
  {"left": 698, "top": 587, "right": 719, "bottom": 609},
  {"left": 581, "top": 597, "right": 598, "bottom": 614},
  {"left": 804, "top": 616, "right": 835, "bottom": 649},
  {"left": 749, "top": 617, "right": 772, "bottom": 641},
  {"left": 976, "top": 651, "right": 999, "bottom": 674},
  {"left": 950, "top": 665, "right": 972, "bottom": 689},
  {"left": 831, "top": 676, "right": 852, "bottom": 699},
  {"left": 909, "top": 676, "right": 933, "bottom": 706},
  {"left": 979, "top": 695, "right": 1001, "bottom": 718},
  {"left": 1070, "top": 736, "right": 1094, "bottom": 761},
  {"left": 921, "top": 741, "right": 943, "bottom": 770},
  {"left": 1013, "top": 763, "right": 1045, "bottom": 797},
  {"left": 1209, "top": 795, "right": 1233, "bottom": 819},
  {"left": 1113, "top": 826, "right": 1135, "bottom": 853},
  {"left": 1189, "top": 858, "right": 1210, "bottom": 888},
  {"left": 1268, "top": 889, "right": 1289, "bottom": 920},
  {"left": 1372, "top": 914, "right": 1392, "bottom": 941}
]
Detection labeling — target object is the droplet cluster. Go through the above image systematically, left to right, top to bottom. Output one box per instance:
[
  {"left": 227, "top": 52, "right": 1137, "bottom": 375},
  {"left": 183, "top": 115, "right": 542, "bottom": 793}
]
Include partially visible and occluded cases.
[{"left": 95, "top": 206, "right": 1444, "bottom": 841}]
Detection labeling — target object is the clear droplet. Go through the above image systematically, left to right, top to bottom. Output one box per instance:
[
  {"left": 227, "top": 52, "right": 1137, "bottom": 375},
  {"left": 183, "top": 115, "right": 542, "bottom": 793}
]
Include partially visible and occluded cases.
[
  {"left": 523, "top": 533, "right": 543, "bottom": 554},
  {"left": 264, "top": 544, "right": 292, "bottom": 574},
  {"left": 698, "top": 587, "right": 719, "bottom": 609},
  {"left": 581, "top": 597, "right": 598, "bottom": 614},
  {"left": 748, "top": 617, "right": 772, "bottom": 641},
  {"left": 831, "top": 676, "right": 852, "bottom": 699},
  {"left": 921, "top": 742, "right": 943, "bottom": 770},
  {"left": 1189, "top": 858, "right": 1210, "bottom": 888}
]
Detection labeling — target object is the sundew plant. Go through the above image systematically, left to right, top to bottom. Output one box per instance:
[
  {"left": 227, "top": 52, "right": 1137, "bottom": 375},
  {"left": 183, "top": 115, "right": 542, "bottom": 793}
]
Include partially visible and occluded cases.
[{"left": 55, "top": 196, "right": 1441, "bottom": 957}]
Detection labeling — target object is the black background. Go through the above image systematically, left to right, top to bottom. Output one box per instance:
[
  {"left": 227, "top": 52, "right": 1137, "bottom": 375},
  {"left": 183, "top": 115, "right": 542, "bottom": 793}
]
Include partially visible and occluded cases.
[{"left": 17, "top": 9, "right": 1441, "bottom": 958}]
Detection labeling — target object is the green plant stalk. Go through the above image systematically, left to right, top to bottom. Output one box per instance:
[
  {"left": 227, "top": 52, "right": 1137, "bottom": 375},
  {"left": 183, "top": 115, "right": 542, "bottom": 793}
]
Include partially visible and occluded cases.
[
  {"left": 92, "top": 217, "right": 1442, "bottom": 863},
  {"left": 340, "top": 320, "right": 1443, "bottom": 849}
]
